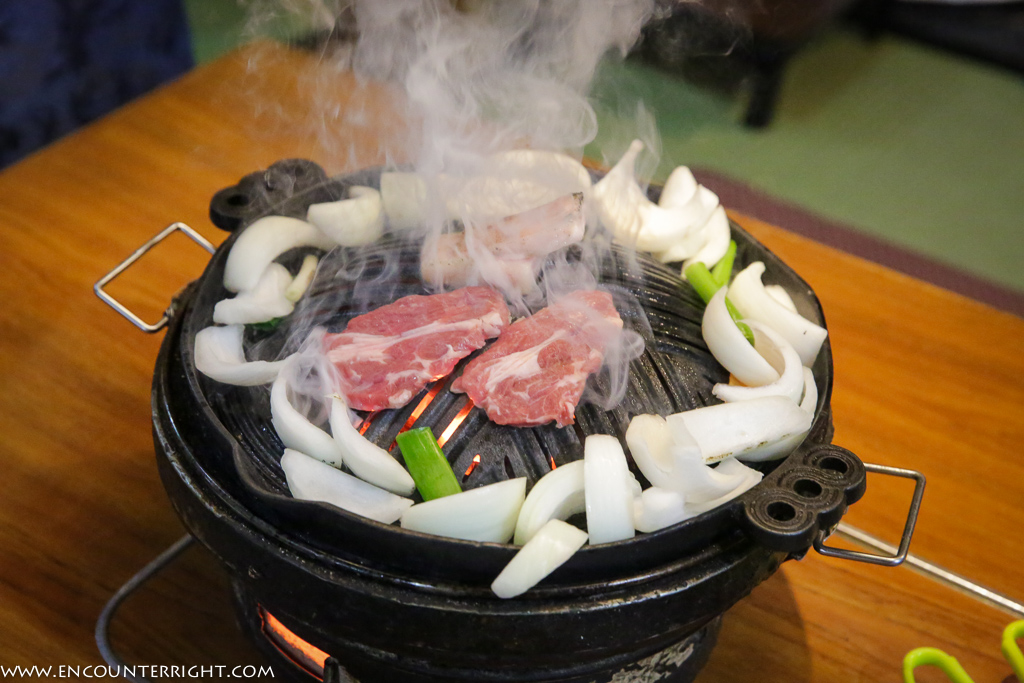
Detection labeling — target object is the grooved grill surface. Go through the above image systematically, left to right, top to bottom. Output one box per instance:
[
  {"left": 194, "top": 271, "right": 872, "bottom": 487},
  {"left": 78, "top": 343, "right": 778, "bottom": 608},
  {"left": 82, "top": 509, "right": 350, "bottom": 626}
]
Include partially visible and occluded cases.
[{"left": 198, "top": 235, "right": 728, "bottom": 502}]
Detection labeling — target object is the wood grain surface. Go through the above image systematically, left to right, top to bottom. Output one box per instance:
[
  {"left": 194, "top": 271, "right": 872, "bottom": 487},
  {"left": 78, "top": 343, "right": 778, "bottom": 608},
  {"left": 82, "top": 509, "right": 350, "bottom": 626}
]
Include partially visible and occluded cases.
[{"left": 0, "top": 42, "right": 1021, "bottom": 682}]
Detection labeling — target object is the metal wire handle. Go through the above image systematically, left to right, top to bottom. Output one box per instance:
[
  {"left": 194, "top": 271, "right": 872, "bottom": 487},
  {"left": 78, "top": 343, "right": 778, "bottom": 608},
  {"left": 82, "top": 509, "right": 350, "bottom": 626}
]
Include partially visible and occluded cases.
[
  {"left": 94, "top": 222, "right": 214, "bottom": 333},
  {"left": 813, "top": 462, "right": 926, "bottom": 567}
]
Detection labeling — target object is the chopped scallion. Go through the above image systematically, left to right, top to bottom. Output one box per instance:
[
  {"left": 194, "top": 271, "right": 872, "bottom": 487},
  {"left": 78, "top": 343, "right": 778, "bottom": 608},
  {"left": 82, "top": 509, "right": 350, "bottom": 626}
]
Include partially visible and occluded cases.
[
  {"left": 711, "top": 240, "right": 737, "bottom": 287},
  {"left": 684, "top": 261, "right": 754, "bottom": 345},
  {"left": 249, "top": 316, "right": 285, "bottom": 332},
  {"left": 396, "top": 428, "right": 462, "bottom": 501}
]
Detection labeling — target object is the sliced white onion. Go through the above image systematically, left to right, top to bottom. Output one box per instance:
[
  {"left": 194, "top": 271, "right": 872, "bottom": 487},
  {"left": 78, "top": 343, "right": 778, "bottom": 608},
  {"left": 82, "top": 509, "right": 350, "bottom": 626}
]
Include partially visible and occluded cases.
[
  {"left": 592, "top": 141, "right": 710, "bottom": 254},
  {"left": 659, "top": 165, "right": 699, "bottom": 208},
  {"left": 380, "top": 172, "right": 428, "bottom": 230},
  {"left": 307, "top": 186, "right": 384, "bottom": 247},
  {"left": 681, "top": 203, "right": 730, "bottom": 273},
  {"left": 223, "top": 216, "right": 335, "bottom": 293},
  {"left": 654, "top": 221, "right": 709, "bottom": 264},
  {"left": 285, "top": 254, "right": 319, "bottom": 302},
  {"left": 728, "top": 262, "right": 828, "bottom": 366},
  {"left": 213, "top": 263, "right": 294, "bottom": 325},
  {"left": 765, "top": 284, "right": 797, "bottom": 313},
  {"left": 703, "top": 288, "right": 779, "bottom": 387},
  {"left": 712, "top": 322, "right": 805, "bottom": 404},
  {"left": 194, "top": 325, "right": 284, "bottom": 386},
  {"left": 799, "top": 367, "right": 818, "bottom": 414},
  {"left": 271, "top": 370, "right": 342, "bottom": 467},
  {"left": 667, "top": 396, "right": 812, "bottom": 464},
  {"left": 327, "top": 397, "right": 415, "bottom": 496},
  {"left": 623, "top": 414, "right": 701, "bottom": 491},
  {"left": 624, "top": 414, "right": 677, "bottom": 489},
  {"left": 626, "top": 414, "right": 748, "bottom": 501},
  {"left": 583, "top": 435, "right": 635, "bottom": 545},
  {"left": 281, "top": 449, "right": 412, "bottom": 524},
  {"left": 689, "top": 458, "right": 763, "bottom": 512},
  {"left": 633, "top": 459, "right": 762, "bottom": 532},
  {"left": 514, "top": 461, "right": 585, "bottom": 546},
  {"left": 400, "top": 478, "right": 527, "bottom": 543},
  {"left": 633, "top": 487, "right": 689, "bottom": 533},
  {"left": 491, "top": 519, "right": 588, "bottom": 599}
]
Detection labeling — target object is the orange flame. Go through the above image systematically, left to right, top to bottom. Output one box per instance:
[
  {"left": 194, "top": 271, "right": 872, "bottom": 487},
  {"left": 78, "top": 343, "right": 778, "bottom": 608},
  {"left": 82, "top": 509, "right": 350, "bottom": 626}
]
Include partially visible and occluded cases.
[
  {"left": 398, "top": 381, "right": 444, "bottom": 436},
  {"left": 438, "top": 400, "right": 474, "bottom": 447},
  {"left": 358, "top": 412, "right": 378, "bottom": 436},
  {"left": 463, "top": 454, "right": 482, "bottom": 478},
  {"left": 549, "top": 456, "right": 557, "bottom": 470},
  {"left": 259, "top": 606, "right": 329, "bottom": 678}
]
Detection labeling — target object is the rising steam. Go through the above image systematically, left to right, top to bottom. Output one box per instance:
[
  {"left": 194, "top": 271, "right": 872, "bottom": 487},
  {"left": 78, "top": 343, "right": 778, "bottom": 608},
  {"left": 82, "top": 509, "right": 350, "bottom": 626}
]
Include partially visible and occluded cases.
[{"left": 241, "top": 0, "right": 659, "bottom": 420}]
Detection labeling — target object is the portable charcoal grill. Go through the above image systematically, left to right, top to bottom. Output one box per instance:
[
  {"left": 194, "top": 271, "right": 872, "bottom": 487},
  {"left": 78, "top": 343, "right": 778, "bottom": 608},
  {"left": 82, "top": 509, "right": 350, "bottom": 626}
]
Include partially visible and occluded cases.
[{"left": 97, "top": 159, "right": 926, "bottom": 683}]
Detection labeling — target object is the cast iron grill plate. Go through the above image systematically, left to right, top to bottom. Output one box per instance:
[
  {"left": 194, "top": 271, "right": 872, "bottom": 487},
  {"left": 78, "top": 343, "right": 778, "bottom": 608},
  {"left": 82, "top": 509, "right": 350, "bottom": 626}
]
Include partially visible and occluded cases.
[{"left": 170, "top": 160, "right": 865, "bottom": 587}]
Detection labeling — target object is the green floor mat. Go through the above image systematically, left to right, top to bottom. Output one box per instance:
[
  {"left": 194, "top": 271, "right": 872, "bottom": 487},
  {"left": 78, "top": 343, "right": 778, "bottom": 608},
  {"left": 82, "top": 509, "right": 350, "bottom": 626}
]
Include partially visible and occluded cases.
[{"left": 587, "top": 28, "right": 1024, "bottom": 293}]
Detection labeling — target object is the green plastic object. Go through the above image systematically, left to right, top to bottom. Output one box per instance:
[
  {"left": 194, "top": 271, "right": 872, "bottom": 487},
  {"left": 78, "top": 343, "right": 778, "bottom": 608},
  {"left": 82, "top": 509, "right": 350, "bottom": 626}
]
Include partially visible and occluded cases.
[
  {"left": 395, "top": 427, "right": 462, "bottom": 501},
  {"left": 903, "top": 620, "right": 1024, "bottom": 683},
  {"left": 1002, "top": 620, "right": 1024, "bottom": 682},
  {"left": 902, "top": 647, "right": 974, "bottom": 683}
]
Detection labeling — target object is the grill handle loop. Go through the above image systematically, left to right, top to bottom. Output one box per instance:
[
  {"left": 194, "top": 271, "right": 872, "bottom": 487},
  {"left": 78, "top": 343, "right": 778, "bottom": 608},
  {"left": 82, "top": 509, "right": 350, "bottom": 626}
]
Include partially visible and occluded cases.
[
  {"left": 94, "top": 222, "right": 215, "bottom": 333},
  {"left": 813, "top": 462, "right": 926, "bottom": 567}
]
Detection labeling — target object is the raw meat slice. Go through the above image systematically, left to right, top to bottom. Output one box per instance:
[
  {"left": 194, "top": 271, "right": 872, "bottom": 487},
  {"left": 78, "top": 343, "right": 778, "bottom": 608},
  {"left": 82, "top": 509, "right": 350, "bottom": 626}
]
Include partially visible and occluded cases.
[
  {"left": 324, "top": 287, "right": 510, "bottom": 411},
  {"left": 451, "top": 290, "right": 622, "bottom": 428}
]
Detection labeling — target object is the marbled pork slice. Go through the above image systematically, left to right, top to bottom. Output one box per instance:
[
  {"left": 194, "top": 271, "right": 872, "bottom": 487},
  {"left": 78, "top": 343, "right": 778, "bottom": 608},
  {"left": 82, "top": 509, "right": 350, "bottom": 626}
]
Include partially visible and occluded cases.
[
  {"left": 324, "top": 287, "right": 510, "bottom": 411},
  {"left": 451, "top": 290, "right": 623, "bottom": 427}
]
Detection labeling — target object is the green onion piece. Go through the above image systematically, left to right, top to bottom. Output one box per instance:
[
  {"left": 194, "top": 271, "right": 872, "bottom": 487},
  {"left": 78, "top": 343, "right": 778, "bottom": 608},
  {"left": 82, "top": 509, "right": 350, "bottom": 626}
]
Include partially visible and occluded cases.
[
  {"left": 711, "top": 240, "right": 737, "bottom": 287},
  {"left": 685, "top": 261, "right": 755, "bottom": 346},
  {"left": 684, "top": 262, "right": 720, "bottom": 304},
  {"left": 728, "top": 304, "right": 756, "bottom": 346},
  {"left": 249, "top": 316, "right": 285, "bottom": 332},
  {"left": 396, "top": 427, "right": 462, "bottom": 501}
]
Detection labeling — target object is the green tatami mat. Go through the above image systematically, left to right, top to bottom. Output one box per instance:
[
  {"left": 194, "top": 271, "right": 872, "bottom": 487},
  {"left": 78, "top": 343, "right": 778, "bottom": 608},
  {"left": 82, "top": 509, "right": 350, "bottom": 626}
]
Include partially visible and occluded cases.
[{"left": 588, "top": 28, "right": 1024, "bottom": 293}]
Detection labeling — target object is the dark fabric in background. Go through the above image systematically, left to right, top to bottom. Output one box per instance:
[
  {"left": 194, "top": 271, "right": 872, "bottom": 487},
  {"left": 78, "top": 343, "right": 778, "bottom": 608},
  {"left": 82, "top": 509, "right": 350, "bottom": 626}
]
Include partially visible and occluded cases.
[{"left": 0, "top": 0, "right": 193, "bottom": 169}]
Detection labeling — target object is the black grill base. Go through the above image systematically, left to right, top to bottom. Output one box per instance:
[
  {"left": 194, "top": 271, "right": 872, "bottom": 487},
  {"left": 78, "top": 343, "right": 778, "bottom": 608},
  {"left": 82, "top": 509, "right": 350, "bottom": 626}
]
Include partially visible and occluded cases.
[{"left": 232, "top": 579, "right": 723, "bottom": 683}]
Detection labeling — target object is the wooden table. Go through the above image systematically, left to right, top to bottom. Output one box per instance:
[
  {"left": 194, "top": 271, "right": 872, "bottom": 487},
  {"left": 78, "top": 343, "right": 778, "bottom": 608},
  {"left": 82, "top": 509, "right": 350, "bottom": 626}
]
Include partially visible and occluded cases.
[{"left": 1, "top": 42, "right": 1021, "bottom": 682}]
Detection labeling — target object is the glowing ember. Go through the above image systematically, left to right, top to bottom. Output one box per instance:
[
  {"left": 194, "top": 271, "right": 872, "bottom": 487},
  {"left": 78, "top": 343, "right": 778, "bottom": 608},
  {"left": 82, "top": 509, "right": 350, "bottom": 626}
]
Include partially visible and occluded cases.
[
  {"left": 398, "top": 381, "right": 444, "bottom": 436},
  {"left": 438, "top": 400, "right": 474, "bottom": 447},
  {"left": 358, "top": 412, "right": 378, "bottom": 436},
  {"left": 463, "top": 454, "right": 482, "bottom": 479},
  {"left": 259, "top": 606, "right": 329, "bottom": 678}
]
